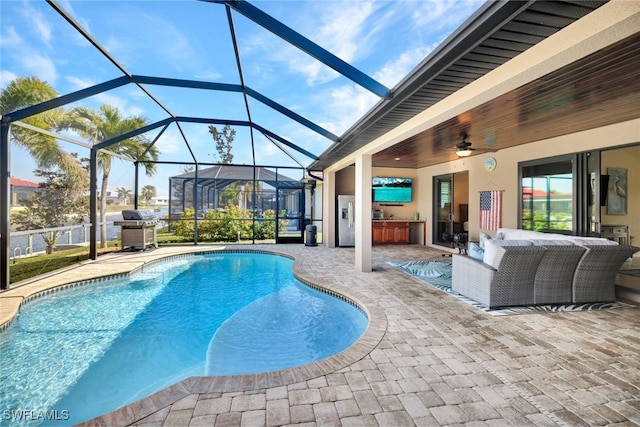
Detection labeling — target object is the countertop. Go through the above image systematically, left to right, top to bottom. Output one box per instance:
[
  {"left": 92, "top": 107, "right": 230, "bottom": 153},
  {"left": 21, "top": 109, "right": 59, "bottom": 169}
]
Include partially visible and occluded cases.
[{"left": 372, "top": 219, "right": 426, "bottom": 222}]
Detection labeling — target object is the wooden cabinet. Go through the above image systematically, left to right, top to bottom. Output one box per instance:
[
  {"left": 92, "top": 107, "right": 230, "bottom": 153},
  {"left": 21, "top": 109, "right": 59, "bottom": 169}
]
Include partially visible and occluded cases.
[
  {"left": 372, "top": 221, "right": 409, "bottom": 245},
  {"left": 372, "top": 222, "right": 385, "bottom": 244}
]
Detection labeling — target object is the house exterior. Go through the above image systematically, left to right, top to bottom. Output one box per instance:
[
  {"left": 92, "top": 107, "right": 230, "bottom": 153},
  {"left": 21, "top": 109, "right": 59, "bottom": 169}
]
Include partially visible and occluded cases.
[
  {"left": 1, "top": 1, "right": 638, "bottom": 291},
  {"left": 308, "top": 1, "right": 640, "bottom": 272},
  {"left": 9, "top": 177, "right": 39, "bottom": 206},
  {"left": 148, "top": 197, "right": 169, "bottom": 206}
]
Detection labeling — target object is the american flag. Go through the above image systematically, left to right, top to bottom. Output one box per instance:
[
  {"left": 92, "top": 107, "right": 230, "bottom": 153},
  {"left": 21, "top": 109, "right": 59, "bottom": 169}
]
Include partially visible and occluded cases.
[{"left": 479, "top": 190, "right": 502, "bottom": 230}]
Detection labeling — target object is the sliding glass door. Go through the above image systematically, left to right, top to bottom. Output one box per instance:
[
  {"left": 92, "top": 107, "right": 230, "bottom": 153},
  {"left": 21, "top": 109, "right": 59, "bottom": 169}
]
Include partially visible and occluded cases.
[
  {"left": 519, "top": 152, "right": 601, "bottom": 236},
  {"left": 520, "top": 156, "right": 574, "bottom": 233},
  {"left": 433, "top": 174, "right": 453, "bottom": 246}
]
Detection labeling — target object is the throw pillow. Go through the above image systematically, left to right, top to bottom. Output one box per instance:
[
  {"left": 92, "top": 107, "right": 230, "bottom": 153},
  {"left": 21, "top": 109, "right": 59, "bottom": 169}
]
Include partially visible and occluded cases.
[
  {"left": 479, "top": 231, "right": 492, "bottom": 249},
  {"left": 468, "top": 242, "right": 484, "bottom": 261}
]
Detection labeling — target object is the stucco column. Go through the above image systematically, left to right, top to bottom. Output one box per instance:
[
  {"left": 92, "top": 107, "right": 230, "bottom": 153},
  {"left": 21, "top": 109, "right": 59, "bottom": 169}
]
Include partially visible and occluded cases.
[
  {"left": 355, "top": 154, "right": 372, "bottom": 272},
  {"left": 323, "top": 170, "right": 336, "bottom": 248}
]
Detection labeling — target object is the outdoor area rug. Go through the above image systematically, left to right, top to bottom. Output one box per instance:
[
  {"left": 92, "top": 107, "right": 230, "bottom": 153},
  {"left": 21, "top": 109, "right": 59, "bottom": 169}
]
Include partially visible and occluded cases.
[{"left": 391, "top": 260, "right": 636, "bottom": 316}]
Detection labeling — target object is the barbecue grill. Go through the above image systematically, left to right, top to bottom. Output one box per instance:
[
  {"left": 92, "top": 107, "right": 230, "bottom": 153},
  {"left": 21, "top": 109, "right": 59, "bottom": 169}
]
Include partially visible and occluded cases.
[{"left": 114, "top": 210, "right": 158, "bottom": 251}]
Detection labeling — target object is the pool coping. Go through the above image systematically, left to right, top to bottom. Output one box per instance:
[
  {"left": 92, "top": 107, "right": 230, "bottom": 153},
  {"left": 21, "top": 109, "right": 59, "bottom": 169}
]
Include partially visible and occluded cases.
[{"left": 0, "top": 245, "right": 386, "bottom": 426}]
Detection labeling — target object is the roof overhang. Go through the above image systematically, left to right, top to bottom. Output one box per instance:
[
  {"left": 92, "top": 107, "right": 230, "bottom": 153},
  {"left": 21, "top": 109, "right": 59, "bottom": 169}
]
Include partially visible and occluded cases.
[{"left": 309, "top": 0, "right": 622, "bottom": 171}]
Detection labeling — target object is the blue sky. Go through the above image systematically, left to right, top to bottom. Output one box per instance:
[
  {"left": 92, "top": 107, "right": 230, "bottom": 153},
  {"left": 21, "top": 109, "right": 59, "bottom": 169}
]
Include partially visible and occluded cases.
[{"left": 1, "top": 0, "right": 483, "bottom": 197}]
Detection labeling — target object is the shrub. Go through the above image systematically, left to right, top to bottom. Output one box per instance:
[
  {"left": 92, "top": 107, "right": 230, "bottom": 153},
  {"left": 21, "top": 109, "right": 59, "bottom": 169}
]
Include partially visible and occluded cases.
[{"left": 173, "top": 206, "right": 284, "bottom": 242}]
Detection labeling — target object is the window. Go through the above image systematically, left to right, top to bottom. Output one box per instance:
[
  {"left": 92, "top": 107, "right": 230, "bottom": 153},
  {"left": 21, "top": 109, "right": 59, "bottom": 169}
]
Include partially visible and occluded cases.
[{"left": 520, "top": 157, "right": 573, "bottom": 232}]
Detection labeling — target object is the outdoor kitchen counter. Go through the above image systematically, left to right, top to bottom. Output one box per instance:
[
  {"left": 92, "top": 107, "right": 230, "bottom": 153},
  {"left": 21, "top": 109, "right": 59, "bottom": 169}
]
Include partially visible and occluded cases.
[
  {"left": 372, "top": 219, "right": 426, "bottom": 245},
  {"left": 372, "top": 219, "right": 426, "bottom": 222}
]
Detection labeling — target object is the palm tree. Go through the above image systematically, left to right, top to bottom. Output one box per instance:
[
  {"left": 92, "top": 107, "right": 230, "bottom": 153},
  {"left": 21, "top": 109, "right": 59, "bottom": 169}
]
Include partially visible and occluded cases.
[
  {"left": 0, "top": 76, "right": 87, "bottom": 195},
  {"left": 61, "top": 105, "right": 160, "bottom": 247},
  {"left": 141, "top": 185, "right": 157, "bottom": 205},
  {"left": 116, "top": 187, "right": 132, "bottom": 205}
]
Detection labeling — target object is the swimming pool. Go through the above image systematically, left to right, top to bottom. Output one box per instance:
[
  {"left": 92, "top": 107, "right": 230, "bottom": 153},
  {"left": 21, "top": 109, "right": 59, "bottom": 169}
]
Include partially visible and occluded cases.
[{"left": 0, "top": 251, "right": 368, "bottom": 426}]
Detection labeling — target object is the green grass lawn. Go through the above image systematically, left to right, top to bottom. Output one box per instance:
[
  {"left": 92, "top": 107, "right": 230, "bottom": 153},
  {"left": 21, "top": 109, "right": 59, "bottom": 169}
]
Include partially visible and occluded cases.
[
  {"left": 8, "top": 229, "right": 195, "bottom": 283},
  {"left": 9, "top": 229, "right": 321, "bottom": 284},
  {"left": 9, "top": 245, "right": 120, "bottom": 284}
]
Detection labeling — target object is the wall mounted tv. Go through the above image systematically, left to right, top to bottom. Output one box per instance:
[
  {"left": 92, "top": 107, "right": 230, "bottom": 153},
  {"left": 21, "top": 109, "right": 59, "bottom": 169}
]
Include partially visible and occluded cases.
[{"left": 372, "top": 177, "right": 413, "bottom": 203}]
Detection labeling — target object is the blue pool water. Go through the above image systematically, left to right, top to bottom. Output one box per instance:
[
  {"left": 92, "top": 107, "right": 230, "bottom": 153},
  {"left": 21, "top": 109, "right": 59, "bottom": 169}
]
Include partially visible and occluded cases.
[{"left": 0, "top": 252, "right": 368, "bottom": 426}]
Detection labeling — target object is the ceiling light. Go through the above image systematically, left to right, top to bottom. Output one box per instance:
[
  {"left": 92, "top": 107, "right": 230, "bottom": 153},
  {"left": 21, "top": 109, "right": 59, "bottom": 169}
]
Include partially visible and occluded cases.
[
  {"left": 456, "top": 131, "right": 474, "bottom": 157},
  {"left": 394, "top": 157, "right": 401, "bottom": 161}
]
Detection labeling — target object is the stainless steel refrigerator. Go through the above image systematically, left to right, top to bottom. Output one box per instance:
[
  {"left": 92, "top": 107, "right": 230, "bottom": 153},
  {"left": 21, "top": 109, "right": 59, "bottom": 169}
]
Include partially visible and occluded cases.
[{"left": 337, "top": 195, "right": 356, "bottom": 246}]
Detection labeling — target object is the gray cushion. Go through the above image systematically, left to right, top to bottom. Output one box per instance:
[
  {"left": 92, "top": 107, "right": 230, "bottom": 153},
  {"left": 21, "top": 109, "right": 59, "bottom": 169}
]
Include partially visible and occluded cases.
[
  {"left": 484, "top": 239, "right": 533, "bottom": 269},
  {"left": 530, "top": 239, "right": 575, "bottom": 246}
]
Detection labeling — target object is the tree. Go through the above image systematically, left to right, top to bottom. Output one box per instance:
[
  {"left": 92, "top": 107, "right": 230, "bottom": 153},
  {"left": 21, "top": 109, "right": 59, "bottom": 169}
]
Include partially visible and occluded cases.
[
  {"left": 0, "top": 76, "right": 87, "bottom": 195},
  {"left": 60, "top": 105, "right": 160, "bottom": 248},
  {"left": 208, "top": 124, "right": 235, "bottom": 164},
  {"left": 12, "top": 169, "right": 88, "bottom": 254},
  {"left": 141, "top": 185, "right": 157, "bottom": 204},
  {"left": 116, "top": 187, "right": 132, "bottom": 205}
]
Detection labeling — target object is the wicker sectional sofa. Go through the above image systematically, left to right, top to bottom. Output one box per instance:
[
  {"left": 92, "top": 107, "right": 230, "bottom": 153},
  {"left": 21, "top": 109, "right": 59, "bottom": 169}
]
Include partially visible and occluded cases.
[{"left": 452, "top": 228, "right": 639, "bottom": 308}]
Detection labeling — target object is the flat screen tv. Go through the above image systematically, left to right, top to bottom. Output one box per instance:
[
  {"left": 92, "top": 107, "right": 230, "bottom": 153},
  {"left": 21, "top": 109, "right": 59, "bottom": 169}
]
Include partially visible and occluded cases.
[{"left": 372, "top": 177, "right": 413, "bottom": 203}]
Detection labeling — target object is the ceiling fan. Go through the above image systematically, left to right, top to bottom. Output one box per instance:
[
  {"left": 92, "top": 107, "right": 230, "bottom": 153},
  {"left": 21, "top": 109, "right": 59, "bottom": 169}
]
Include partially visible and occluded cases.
[{"left": 455, "top": 132, "right": 474, "bottom": 157}]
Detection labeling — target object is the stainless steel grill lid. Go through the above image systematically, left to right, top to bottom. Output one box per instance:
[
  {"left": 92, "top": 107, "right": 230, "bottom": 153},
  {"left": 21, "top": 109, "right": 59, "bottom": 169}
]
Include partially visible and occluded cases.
[{"left": 121, "top": 210, "right": 154, "bottom": 220}]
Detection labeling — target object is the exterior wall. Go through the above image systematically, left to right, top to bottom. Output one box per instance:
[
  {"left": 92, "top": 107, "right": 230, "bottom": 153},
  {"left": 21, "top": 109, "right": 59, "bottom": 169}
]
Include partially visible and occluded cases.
[
  {"left": 324, "top": 1, "right": 640, "bottom": 175},
  {"left": 323, "top": 2, "right": 640, "bottom": 261},
  {"left": 417, "top": 119, "right": 640, "bottom": 247},
  {"left": 329, "top": 120, "right": 640, "bottom": 251},
  {"left": 601, "top": 144, "right": 640, "bottom": 246},
  {"left": 335, "top": 166, "right": 355, "bottom": 196},
  {"left": 371, "top": 167, "right": 419, "bottom": 220}
]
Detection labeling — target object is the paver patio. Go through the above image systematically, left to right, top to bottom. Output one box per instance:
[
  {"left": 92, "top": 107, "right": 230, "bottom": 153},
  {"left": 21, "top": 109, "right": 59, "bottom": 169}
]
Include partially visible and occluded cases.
[{"left": 3, "top": 244, "right": 639, "bottom": 426}]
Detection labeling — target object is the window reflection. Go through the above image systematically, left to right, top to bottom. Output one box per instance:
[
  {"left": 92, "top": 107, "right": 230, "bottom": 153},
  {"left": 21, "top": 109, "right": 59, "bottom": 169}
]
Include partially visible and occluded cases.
[{"left": 521, "top": 160, "right": 573, "bottom": 232}]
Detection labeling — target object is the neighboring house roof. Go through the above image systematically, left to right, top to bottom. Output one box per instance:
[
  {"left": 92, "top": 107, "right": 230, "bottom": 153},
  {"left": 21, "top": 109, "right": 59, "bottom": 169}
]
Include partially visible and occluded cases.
[
  {"left": 10, "top": 177, "right": 39, "bottom": 188},
  {"left": 522, "top": 188, "right": 572, "bottom": 199}
]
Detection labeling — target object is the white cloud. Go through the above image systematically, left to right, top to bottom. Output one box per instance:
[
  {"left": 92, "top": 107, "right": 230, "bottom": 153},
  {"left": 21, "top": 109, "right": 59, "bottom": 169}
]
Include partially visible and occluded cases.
[
  {"left": 411, "top": 0, "right": 484, "bottom": 33},
  {"left": 18, "top": 1, "right": 52, "bottom": 47},
  {"left": 248, "top": 1, "right": 393, "bottom": 87},
  {"left": 314, "top": 1, "right": 379, "bottom": 62},
  {"left": 102, "top": 10, "right": 201, "bottom": 75},
  {"left": 33, "top": 12, "right": 53, "bottom": 47},
  {"left": 1, "top": 22, "right": 57, "bottom": 84},
  {"left": 0, "top": 26, "right": 23, "bottom": 48},
  {"left": 374, "top": 45, "right": 433, "bottom": 88},
  {"left": 20, "top": 54, "right": 58, "bottom": 84},
  {"left": 0, "top": 70, "right": 18, "bottom": 89},
  {"left": 194, "top": 71, "right": 224, "bottom": 81},
  {"left": 65, "top": 75, "right": 145, "bottom": 117},
  {"left": 66, "top": 75, "right": 94, "bottom": 91},
  {"left": 325, "top": 84, "right": 379, "bottom": 134},
  {"left": 155, "top": 128, "right": 183, "bottom": 154},
  {"left": 256, "top": 140, "right": 280, "bottom": 158}
]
